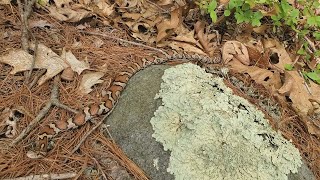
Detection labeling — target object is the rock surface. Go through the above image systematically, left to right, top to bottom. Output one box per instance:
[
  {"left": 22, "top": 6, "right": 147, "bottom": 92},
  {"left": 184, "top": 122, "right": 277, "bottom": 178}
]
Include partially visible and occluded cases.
[
  {"left": 105, "top": 65, "right": 315, "bottom": 180},
  {"left": 107, "top": 65, "right": 174, "bottom": 180}
]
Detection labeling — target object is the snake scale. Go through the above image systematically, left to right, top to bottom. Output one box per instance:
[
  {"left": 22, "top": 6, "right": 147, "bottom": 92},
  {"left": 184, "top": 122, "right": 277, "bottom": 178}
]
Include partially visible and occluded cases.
[{"left": 33, "top": 49, "right": 222, "bottom": 156}]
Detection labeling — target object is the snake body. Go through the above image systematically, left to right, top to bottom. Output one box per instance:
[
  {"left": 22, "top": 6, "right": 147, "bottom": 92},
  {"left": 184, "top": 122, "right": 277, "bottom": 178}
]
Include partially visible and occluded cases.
[{"left": 35, "top": 49, "right": 222, "bottom": 155}]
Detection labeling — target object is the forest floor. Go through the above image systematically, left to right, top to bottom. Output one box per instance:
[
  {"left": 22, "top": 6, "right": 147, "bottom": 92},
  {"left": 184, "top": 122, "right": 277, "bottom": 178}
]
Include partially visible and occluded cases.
[{"left": 0, "top": 0, "right": 319, "bottom": 179}]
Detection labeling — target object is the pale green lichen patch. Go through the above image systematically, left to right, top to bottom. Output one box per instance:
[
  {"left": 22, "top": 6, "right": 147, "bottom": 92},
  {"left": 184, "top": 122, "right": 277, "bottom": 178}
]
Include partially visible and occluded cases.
[{"left": 150, "top": 63, "right": 302, "bottom": 180}]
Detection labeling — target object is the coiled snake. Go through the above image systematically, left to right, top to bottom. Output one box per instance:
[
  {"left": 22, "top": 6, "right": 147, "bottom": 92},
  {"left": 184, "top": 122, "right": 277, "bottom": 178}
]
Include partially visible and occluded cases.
[{"left": 31, "top": 49, "right": 222, "bottom": 157}]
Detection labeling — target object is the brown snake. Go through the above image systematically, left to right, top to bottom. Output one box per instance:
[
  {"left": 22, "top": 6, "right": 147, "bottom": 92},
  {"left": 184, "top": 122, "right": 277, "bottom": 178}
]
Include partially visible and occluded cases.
[{"left": 33, "top": 49, "right": 222, "bottom": 157}]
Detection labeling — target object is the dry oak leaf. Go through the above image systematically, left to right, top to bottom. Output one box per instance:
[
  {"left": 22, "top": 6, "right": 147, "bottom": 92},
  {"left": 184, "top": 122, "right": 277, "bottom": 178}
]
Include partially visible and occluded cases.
[
  {"left": 0, "top": 0, "right": 10, "bottom": 4},
  {"left": 53, "top": 0, "right": 73, "bottom": 8},
  {"left": 87, "top": 0, "right": 115, "bottom": 17},
  {"left": 48, "top": 6, "right": 91, "bottom": 22},
  {"left": 156, "top": 8, "right": 182, "bottom": 43},
  {"left": 29, "top": 20, "right": 54, "bottom": 29},
  {"left": 194, "top": 21, "right": 219, "bottom": 56},
  {"left": 168, "top": 41, "right": 206, "bottom": 55},
  {"left": 222, "top": 41, "right": 250, "bottom": 65},
  {"left": 0, "top": 43, "right": 68, "bottom": 85},
  {"left": 61, "top": 48, "right": 90, "bottom": 75},
  {"left": 227, "top": 59, "right": 282, "bottom": 92},
  {"left": 278, "top": 71, "right": 320, "bottom": 116},
  {"left": 79, "top": 72, "right": 105, "bottom": 94}
]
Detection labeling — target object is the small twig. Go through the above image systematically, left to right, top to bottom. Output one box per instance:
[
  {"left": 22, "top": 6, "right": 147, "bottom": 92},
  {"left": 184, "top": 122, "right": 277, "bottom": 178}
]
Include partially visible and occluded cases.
[
  {"left": 17, "top": 0, "right": 28, "bottom": 51},
  {"left": 79, "top": 31, "right": 166, "bottom": 55},
  {"left": 304, "top": 36, "right": 316, "bottom": 52},
  {"left": 25, "top": 37, "right": 38, "bottom": 83},
  {"left": 291, "top": 55, "right": 300, "bottom": 66},
  {"left": 28, "top": 69, "right": 46, "bottom": 89},
  {"left": 298, "top": 70, "right": 312, "bottom": 95},
  {"left": 11, "top": 76, "right": 78, "bottom": 146},
  {"left": 92, "top": 157, "right": 108, "bottom": 180},
  {"left": 3, "top": 172, "right": 77, "bottom": 180}
]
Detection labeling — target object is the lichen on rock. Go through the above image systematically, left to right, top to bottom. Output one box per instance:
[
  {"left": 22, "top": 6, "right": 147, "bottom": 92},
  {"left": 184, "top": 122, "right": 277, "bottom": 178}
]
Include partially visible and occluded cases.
[{"left": 150, "top": 63, "right": 302, "bottom": 180}]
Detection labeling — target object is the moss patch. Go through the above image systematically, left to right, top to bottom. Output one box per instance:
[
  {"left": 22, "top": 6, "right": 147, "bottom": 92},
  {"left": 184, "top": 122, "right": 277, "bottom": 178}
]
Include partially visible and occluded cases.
[{"left": 150, "top": 63, "right": 302, "bottom": 180}]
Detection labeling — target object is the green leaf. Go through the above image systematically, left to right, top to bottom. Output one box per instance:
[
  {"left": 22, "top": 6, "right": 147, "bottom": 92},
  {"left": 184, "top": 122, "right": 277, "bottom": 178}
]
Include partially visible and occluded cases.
[
  {"left": 208, "top": 0, "right": 217, "bottom": 12},
  {"left": 242, "top": 3, "right": 250, "bottom": 11},
  {"left": 224, "top": 9, "right": 231, "bottom": 16},
  {"left": 210, "top": 11, "right": 218, "bottom": 22},
  {"left": 235, "top": 11, "right": 245, "bottom": 23},
  {"left": 307, "top": 16, "right": 317, "bottom": 26},
  {"left": 314, "top": 32, "right": 320, "bottom": 40},
  {"left": 297, "top": 48, "right": 306, "bottom": 55},
  {"left": 284, "top": 64, "right": 294, "bottom": 71},
  {"left": 306, "top": 71, "right": 320, "bottom": 84}
]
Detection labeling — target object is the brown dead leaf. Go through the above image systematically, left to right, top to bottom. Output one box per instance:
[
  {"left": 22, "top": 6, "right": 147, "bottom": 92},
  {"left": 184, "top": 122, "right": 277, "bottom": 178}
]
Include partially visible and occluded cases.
[
  {"left": 0, "top": 0, "right": 10, "bottom": 4},
  {"left": 53, "top": 0, "right": 73, "bottom": 8},
  {"left": 157, "top": 0, "right": 174, "bottom": 6},
  {"left": 90, "top": 1, "right": 115, "bottom": 17},
  {"left": 48, "top": 6, "right": 92, "bottom": 22},
  {"left": 156, "top": 8, "right": 182, "bottom": 43},
  {"left": 29, "top": 20, "right": 54, "bottom": 29},
  {"left": 194, "top": 21, "right": 210, "bottom": 53},
  {"left": 253, "top": 25, "right": 269, "bottom": 34},
  {"left": 172, "top": 30, "right": 197, "bottom": 44},
  {"left": 228, "top": 38, "right": 320, "bottom": 117},
  {"left": 168, "top": 41, "right": 206, "bottom": 55},
  {"left": 222, "top": 41, "right": 250, "bottom": 65},
  {"left": 0, "top": 43, "right": 68, "bottom": 85},
  {"left": 61, "top": 48, "right": 90, "bottom": 75},
  {"left": 228, "top": 59, "right": 281, "bottom": 91},
  {"left": 277, "top": 70, "right": 320, "bottom": 116},
  {"left": 79, "top": 72, "right": 104, "bottom": 94},
  {"left": 305, "top": 120, "right": 320, "bottom": 137}
]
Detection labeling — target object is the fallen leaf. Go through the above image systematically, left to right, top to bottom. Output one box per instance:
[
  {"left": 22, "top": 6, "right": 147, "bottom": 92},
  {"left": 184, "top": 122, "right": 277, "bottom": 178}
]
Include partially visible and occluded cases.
[
  {"left": 0, "top": 0, "right": 10, "bottom": 4},
  {"left": 53, "top": 0, "right": 73, "bottom": 8},
  {"left": 48, "top": 6, "right": 92, "bottom": 22},
  {"left": 156, "top": 8, "right": 181, "bottom": 43},
  {"left": 29, "top": 20, "right": 54, "bottom": 29},
  {"left": 194, "top": 21, "right": 219, "bottom": 57},
  {"left": 172, "top": 30, "right": 198, "bottom": 45},
  {"left": 168, "top": 41, "right": 206, "bottom": 55},
  {"left": 222, "top": 41, "right": 250, "bottom": 65},
  {"left": 0, "top": 43, "right": 68, "bottom": 85},
  {"left": 61, "top": 48, "right": 90, "bottom": 75},
  {"left": 228, "top": 59, "right": 281, "bottom": 91},
  {"left": 79, "top": 72, "right": 104, "bottom": 94}
]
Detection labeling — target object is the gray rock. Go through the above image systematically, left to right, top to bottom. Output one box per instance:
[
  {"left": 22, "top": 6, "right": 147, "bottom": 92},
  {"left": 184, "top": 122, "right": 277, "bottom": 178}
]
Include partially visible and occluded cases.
[
  {"left": 105, "top": 65, "right": 316, "bottom": 180},
  {"left": 107, "top": 65, "right": 173, "bottom": 180}
]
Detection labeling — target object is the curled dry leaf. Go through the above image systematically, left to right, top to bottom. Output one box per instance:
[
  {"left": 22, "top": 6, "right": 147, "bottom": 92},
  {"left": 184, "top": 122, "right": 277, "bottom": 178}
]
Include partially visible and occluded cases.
[
  {"left": 0, "top": 0, "right": 10, "bottom": 4},
  {"left": 53, "top": 0, "right": 73, "bottom": 8},
  {"left": 48, "top": 6, "right": 92, "bottom": 22},
  {"left": 156, "top": 8, "right": 181, "bottom": 43},
  {"left": 29, "top": 20, "right": 54, "bottom": 29},
  {"left": 194, "top": 21, "right": 219, "bottom": 56},
  {"left": 228, "top": 39, "right": 320, "bottom": 117},
  {"left": 168, "top": 41, "right": 206, "bottom": 55},
  {"left": 222, "top": 41, "right": 250, "bottom": 65},
  {"left": 0, "top": 43, "right": 68, "bottom": 85},
  {"left": 61, "top": 48, "right": 90, "bottom": 75},
  {"left": 228, "top": 59, "right": 282, "bottom": 92},
  {"left": 61, "top": 67, "right": 75, "bottom": 81},
  {"left": 277, "top": 70, "right": 320, "bottom": 116},
  {"left": 79, "top": 72, "right": 105, "bottom": 94},
  {"left": 0, "top": 108, "right": 22, "bottom": 138}
]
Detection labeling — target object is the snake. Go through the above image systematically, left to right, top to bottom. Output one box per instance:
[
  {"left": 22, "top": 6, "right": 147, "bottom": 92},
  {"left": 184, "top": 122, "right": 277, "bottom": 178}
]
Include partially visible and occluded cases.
[{"left": 32, "top": 49, "right": 222, "bottom": 157}]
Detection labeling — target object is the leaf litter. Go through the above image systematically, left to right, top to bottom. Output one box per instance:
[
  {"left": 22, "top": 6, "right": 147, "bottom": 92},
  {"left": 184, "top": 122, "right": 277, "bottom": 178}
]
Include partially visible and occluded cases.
[{"left": 0, "top": 0, "right": 320, "bottom": 179}]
